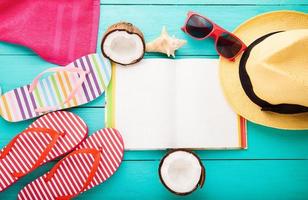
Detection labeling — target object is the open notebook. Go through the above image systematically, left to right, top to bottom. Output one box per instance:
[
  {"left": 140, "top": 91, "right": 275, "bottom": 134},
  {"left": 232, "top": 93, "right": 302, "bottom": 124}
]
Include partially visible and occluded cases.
[{"left": 106, "top": 59, "right": 247, "bottom": 150}]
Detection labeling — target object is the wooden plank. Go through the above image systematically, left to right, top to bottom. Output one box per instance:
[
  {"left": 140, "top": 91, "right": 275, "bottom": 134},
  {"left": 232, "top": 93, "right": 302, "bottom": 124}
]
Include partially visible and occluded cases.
[
  {"left": 101, "top": 0, "right": 308, "bottom": 5},
  {"left": 0, "top": 5, "right": 307, "bottom": 55},
  {"left": 98, "top": 5, "right": 308, "bottom": 56},
  {"left": 0, "top": 108, "right": 308, "bottom": 160},
  {"left": 1, "top": 160, "right": 308, "bottom": 199}
]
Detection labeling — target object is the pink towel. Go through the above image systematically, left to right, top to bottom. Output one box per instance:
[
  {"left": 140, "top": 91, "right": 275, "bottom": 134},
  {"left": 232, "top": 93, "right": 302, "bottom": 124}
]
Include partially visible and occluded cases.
[{"left": 0, "top": 0, "right": 100, "bottom": 65}]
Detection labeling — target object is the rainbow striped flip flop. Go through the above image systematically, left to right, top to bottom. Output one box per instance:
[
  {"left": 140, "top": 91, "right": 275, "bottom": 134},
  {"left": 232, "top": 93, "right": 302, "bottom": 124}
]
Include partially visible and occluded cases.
[{"left": 0, "top": 53, "right": 111, "bottom": 122}]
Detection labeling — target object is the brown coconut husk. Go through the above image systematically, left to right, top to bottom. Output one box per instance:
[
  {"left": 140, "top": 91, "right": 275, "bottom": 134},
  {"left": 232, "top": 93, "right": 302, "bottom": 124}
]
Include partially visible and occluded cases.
[
  {"left": 101, "top": 22, "right": 145, "bottom": 65},
  {"left": 158, "top": 149, "right": 206, "bottom": 196}
]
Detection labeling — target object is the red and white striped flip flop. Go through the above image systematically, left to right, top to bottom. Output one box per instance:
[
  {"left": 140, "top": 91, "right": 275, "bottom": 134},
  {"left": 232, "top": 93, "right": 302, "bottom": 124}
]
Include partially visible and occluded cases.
[
  {"left": 0, "top": 111, "right": 88, "bottom": 192},
  {"left": 18, "top": 128, "right": 124, "bottom": 200}
]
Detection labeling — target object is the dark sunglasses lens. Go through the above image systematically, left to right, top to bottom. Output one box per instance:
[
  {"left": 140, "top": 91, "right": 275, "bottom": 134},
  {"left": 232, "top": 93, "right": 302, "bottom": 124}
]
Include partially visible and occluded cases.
[
  {"left": 186, "top": 15, "right": 213, "bottom": 38},
  {"left": 217, "top": 33, "right": 243, "bottom": 58}
]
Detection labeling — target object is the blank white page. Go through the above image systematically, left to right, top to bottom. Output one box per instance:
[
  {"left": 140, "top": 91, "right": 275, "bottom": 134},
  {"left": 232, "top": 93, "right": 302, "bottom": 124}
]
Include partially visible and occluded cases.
[
  {"left": 112, "top": 59, "right": 241, "bottom": 149},
  {"left": 175, "top": 59, "right": 239, "bottom": 148}
]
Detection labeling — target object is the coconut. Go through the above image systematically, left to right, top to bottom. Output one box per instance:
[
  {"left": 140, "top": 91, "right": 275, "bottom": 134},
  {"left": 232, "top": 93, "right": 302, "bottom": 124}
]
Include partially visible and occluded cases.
[
  {"left": 101, "top": 22, "right": 145, "bottom": 66},
  {"left": 159, "top": 149, "right": 205, "bottom": 195}
]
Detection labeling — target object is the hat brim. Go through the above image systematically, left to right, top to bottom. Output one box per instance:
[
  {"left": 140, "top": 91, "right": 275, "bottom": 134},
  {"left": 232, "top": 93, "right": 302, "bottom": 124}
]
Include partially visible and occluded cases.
[{"left": 219, "top": 10, "right": 308, "bottom": 130}]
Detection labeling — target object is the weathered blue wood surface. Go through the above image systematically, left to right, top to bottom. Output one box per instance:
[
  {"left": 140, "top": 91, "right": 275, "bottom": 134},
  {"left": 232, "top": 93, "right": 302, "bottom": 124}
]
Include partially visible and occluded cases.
[{"left": 0, "top": 1, "right": 307, "bottom": 199}]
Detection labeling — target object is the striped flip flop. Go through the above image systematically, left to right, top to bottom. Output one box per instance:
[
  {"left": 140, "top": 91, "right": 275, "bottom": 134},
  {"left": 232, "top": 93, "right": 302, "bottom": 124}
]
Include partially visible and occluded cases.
[
  {"left": 0, "top": 53, "right": 111, "bottom": 122},
  {"left": 0, "top": 111, "right": 88, "bottom": 192},
  {"left": 18, "top": 128, "right": 124, "bottom": 200}
]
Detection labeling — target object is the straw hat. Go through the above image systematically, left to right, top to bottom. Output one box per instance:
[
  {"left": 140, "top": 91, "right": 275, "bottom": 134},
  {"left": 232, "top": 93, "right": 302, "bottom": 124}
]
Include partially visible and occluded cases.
[{"left": 219, "top": 11, "right": 308, "bottom": 130}]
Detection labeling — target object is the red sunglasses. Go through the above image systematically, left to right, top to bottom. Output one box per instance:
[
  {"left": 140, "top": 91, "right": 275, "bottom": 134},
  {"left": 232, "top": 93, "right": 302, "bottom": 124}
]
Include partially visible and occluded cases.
[{"left": 181, "top": 11, "right": 246, "bottom": 61}]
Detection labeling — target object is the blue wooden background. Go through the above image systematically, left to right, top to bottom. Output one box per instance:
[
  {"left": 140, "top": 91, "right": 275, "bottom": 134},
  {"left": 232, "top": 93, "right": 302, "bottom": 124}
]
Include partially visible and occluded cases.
[{"left": 0, "top": 0, "right": 308, "bottom": 199}]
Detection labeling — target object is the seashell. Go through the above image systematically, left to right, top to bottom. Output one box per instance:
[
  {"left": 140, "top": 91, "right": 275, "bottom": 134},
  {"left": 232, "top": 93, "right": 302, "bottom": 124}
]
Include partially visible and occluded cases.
[{"left": 146, "top": 26, "right": 186, "bottom": 58}]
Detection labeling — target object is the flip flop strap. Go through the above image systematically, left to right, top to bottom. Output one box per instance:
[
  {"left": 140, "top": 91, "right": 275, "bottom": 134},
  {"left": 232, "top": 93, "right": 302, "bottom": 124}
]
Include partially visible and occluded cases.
[
  {"left": 28, "top": 66, "right": 89, "bottom": 113},
  {"left": 0, "top": 127, "right": 65, "bottom": 178},
  {"left": 44, "top": 148, "right": 102, "bottom": 200}
]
